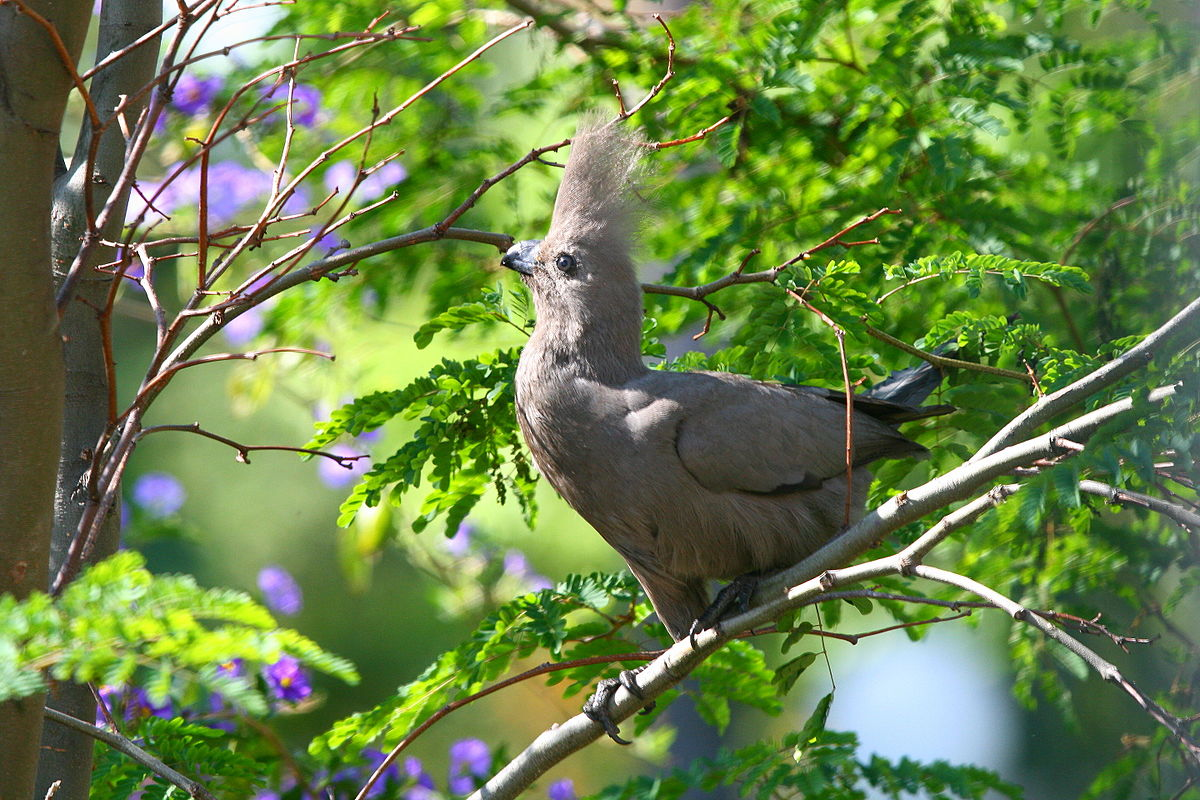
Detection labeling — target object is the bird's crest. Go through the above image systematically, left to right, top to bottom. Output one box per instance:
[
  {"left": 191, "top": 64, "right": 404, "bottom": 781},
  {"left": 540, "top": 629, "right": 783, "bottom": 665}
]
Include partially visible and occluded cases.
[{"left": 549, "top": 115, "right": 645, "bottom": 253}]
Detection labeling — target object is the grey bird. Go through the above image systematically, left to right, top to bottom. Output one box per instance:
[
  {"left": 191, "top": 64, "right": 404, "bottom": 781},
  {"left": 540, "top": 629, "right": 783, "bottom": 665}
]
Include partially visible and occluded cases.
[{"left": 501, "top": 118, "right": 947, "bottom": 733}]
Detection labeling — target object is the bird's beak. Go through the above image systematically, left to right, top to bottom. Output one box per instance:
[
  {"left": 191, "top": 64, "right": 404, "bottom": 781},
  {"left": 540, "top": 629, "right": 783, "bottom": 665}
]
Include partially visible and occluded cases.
[{"left": 500, "top": 239, "right": 541, "bottom": 276}]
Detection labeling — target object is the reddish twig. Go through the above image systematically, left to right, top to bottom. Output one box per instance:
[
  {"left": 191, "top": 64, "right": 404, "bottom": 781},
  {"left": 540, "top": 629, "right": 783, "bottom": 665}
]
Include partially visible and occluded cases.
[
  {"left": 6, "top": 0, "right": 101, "bottom": 132},
  {"left": 613, "top": 14, "right": 675, "bottom": 121},
  {"left": 648, "top": 114, "right": 737, "bottom": 150},
  {"left": 436, "top": 139, "right": 570, "bottom": 233},
  {"left": 642, "top": 207, "right": 901, "bottom": 303},
  {"left": 786, "top": 289, "right": 855, "bottom": 524},
  {"left": 860, "top": 319, "right": 1031, "bottom": 382},
  {"left": 132, "top": 348, "right": 334, "bottom": 414},
  {"left": 136, "top": 423, "right": 368, "bottom": 466},
  {"left": 354, "top": 650, "right": 664, "bottom": 800}
]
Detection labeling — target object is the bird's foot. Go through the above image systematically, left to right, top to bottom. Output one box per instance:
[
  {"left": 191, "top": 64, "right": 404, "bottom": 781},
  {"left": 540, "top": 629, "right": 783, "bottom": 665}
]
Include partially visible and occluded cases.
[
  {"left": 688, "top": 572, "right": 761, "bottom": 649},
  {"left": 582, "top": 667, "right": 653, "bottom": 745}
]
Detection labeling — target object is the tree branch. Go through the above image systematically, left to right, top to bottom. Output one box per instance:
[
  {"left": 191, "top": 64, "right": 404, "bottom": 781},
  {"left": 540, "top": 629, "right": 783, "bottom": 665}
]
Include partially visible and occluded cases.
[
  {"left": 641, "top": 208, "right": 901, "bottom": 304},
  {"left": 971, "top": 295, "right": 1200, "bottom": 462},
  {"left": 468, "top": 382, "right": 1183, "bottom": 799},
  {"left": 136, "top": 423, "right": 368, "bottom": 466},
  {"left": 1079, "top": 479, "right": 1200, "bottom": 531},
  {"left": 910, "top": 565, "right": 1200, "bottom": 768},
  {"left": 42, "top": 708, "right": 217, "bottom": 800}
]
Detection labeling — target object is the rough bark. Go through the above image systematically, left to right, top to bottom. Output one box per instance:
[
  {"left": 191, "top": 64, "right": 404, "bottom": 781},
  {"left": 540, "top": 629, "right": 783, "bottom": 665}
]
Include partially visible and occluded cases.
[{"left": 0, "top": 1, "right": 93, "bottom": 796}]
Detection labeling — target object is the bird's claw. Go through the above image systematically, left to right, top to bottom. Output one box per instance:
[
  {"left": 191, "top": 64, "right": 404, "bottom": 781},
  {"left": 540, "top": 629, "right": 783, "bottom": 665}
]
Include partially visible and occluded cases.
[
  {"left": 688, "top": 572, "right": 761, "bottom": 648},
  {"left": 582, "top": 668, "right": 652, "bottom": 744}
]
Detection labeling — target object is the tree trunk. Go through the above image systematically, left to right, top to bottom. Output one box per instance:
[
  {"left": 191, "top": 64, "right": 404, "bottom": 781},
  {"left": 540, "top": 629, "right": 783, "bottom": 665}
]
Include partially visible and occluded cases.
[
  {"left": 36, "top": 0, "right": 162, "bottom": 796},
  {"left": 0, "top": 1, "right": 93, "bottom": 796}
]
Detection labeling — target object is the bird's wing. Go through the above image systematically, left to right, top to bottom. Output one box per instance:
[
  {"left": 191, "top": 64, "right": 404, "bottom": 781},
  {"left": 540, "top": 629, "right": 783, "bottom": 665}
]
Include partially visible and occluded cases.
[{"left": 636, "top": 371, "right": 925, "bottom": 495}]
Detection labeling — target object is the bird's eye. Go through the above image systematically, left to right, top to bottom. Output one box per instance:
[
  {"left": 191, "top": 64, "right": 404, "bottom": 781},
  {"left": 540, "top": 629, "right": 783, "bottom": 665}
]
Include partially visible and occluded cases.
[{"left": 555, "top": 253, "right": 576, "bottom": 273}]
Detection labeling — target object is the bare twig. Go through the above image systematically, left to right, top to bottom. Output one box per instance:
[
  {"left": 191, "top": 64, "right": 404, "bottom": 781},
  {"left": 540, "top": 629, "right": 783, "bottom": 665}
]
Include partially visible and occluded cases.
[
  {"left": 5, "top": 0, "right": 101, "bottom": 132},
  {"left": 612, "top": 15, "right": 675, "bottom": 122},
  {"left": 647, "top": 114, "right": 737, "bottom": 150},
  {"left": 642, "top": 208, "right": 901, "bottom": 303},
  {"left": 786, "top": 288, "right": 856, "bottom": 524},
  {"left": 861, "top": 320, "right": 1031, "bottom": 382},
  {"left": 132, "top": 348, "right": 334, "bottom": 414},
  {"left": 136, "top": 423, "right": 369, "bottom": 466},
  {"left": 1080, "top": 479, "right": 1200, "bottom": 531},
  {"left": 911, "top": 565, "right": 1200, "bottom": 767},
  {"left": 43, "top": 707, "right": 217, "bottom": 800}
]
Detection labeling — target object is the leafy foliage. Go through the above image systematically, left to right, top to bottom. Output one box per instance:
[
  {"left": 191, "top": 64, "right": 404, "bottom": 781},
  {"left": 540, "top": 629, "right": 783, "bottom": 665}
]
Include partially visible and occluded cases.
[
  {"left": 283, "top": 0, "right": 1198, "bottom": 795},
  {"left": 308, "top": 345, "right": 536, "bottom": 534},
  {"left": 0, "top": 551, "right": 357, "bottom": 709},
  {"left": 312, "top": 571, "right": 646, "bottom": 756},
  {"left": 590, "top": 694, "right": 1024, "bottom": 799},
  {"left": 90, "top": 716, "right": 264, "bottom": 800}
]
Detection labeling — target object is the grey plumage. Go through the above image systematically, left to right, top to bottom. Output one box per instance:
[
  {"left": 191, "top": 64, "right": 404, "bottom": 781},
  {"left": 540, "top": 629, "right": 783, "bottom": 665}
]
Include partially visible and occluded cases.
[{"left": 502, "top": 119, "right": 945, "bottom": 641}]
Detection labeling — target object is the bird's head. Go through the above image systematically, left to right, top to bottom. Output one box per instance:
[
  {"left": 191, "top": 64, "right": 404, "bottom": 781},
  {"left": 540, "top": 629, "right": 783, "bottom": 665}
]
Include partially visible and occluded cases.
[{"left": 501, "top": 116, "right": 645, "bottom": 313}]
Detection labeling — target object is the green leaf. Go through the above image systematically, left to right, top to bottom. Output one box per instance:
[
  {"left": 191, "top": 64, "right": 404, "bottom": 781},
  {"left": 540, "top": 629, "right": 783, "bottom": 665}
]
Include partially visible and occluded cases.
[{"left": 772, "top": 652, "right": 818, "bottom": 695}]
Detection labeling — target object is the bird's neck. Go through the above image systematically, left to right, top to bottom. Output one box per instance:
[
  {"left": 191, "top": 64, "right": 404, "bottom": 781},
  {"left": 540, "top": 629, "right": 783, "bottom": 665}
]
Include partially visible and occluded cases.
[{"left": 525, "top": 286, "right": 647, "bottom": 386}]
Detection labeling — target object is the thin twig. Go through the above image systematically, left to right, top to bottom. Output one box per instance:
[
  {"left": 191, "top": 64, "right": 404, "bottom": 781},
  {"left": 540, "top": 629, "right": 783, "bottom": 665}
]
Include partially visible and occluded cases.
[
  {"left": 5, "top": 0, "right": 101, "bottom": 132},
  {"left": 613, "top": 14, "right": 675, "bottom": 121},
  {"left": 647, "top": 114, "right": 737, "bottom": 150},
  {"left": 642, "top": 208, "right": 901, "bottom": 303},
  {"left": 786, "top": 289, "right": 856, "bottom": 524},
  {"left": 861, "top": 320, "right": 1031, "bottom": 382},
  {"left": 132, "top": 348, "right": 334, "bottom": 414},
  {"left": 136, "top": 423, "right": 369, "bottom": 466},
  {"left": 911, "top": 565, "right": 1200, "bottom": 768},
  {"left": 43, "top": 707, "right": 217, "bottom": 800}
]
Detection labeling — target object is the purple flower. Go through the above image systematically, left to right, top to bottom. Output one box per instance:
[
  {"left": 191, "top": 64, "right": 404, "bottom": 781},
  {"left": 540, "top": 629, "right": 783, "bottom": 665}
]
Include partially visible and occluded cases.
[
  {"left": 171, "top": 74, "right": 222, "bottom": 116},
  {"left": 263, "top": 83, "right": 321, "bottom": 127},
  {"left": 323, "top": 159, "right": 407, "bottom": 202},
  {"left": 323, "top": 160, "right": 356, "bottom": 195},
  {"left": 127, "top": 161, "right": 273, "bottom": 226},
  {"left": 205, "top": 161, "right": 273, "bottom": 224},
  {"left": 310, "top": 229, "right": 349, "bottom": 256},
  {"left": 222, "top": 304, "right": 265, "bottom": 346},
  {"left": 356, "top": 427, "right": 382, "bottom": 444},
  {"left": 317, "top": 444, "right": 368, "bottom": 489},
  {"left": 131, "top": 472, "right": 185, "bottom": 518},
  {"left": 443, "top": 522, "right": 474, "bottom": 557},
  {"left": 503, "top": 550, "right": 552, "bottom": 591},
  {"left": 257, "top": 565, "right": 303, "bottom": 616},
  {"left": 264, "top": 655, "right": 312, "bottom": 703},
  {"left": 217, "top": 658, "right": 244, "bottom": 678},
  {"left": 95, "top": 684, "right": 122, "bottom": 727},
  {"left": 126, "top": 687, "right": 173, "bottom": 720},
  {"left": 448, "top": 738, "right": 490, "bottom": 794},
  {"left": 358, "top": 749, "right": 402, "bottom": 798},
  {"left": 403, "top": 757, "right": 435, "bottom": 790},
  {"left": 547, "top": 778, "right": 576, "bottom": 800}
]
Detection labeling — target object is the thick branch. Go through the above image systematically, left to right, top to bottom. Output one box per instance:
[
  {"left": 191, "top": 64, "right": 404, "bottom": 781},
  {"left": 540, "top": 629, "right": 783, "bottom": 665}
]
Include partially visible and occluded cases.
[{"left": 971, "top": 295, "right": 1200, "bottom": 462}]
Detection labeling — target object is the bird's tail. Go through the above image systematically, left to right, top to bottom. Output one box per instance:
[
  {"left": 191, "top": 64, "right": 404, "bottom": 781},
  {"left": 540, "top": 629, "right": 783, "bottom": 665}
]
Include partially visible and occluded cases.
[{"left": 860, "top": 346, "right": 955, "bottom": 423}]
